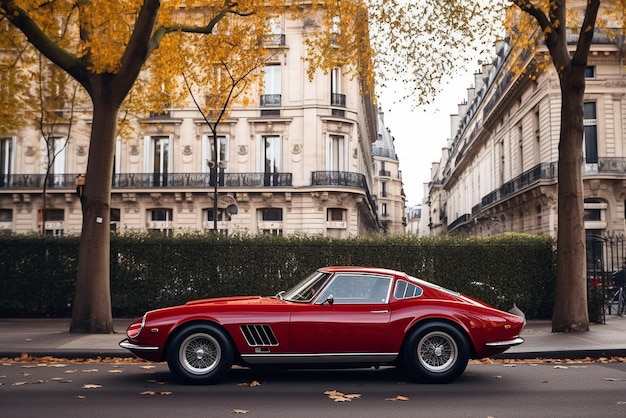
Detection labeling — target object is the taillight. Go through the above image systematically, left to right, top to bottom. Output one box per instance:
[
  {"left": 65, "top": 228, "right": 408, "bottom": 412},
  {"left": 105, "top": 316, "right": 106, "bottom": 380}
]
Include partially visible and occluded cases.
[{"left": 126, "top": 314, "right": 146, "bottom": 339}]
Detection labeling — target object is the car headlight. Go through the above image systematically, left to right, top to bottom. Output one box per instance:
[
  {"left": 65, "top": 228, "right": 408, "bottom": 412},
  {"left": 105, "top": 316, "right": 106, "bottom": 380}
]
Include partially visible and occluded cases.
[{"left": 126, "top": 314, "right": 147, "bottom": 339}]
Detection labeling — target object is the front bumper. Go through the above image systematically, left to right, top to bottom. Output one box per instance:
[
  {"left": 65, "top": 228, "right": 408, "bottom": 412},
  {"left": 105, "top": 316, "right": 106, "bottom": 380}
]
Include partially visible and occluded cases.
[
  {"left": 485, "top": 337, "right": 524, "bottom": 348},
  {"left": 119, "top": 338, "right": 160, "bottom": 352}
]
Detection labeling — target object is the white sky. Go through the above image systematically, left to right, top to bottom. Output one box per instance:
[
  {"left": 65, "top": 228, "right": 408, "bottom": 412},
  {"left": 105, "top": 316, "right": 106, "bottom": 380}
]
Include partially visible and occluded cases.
[{"left": 377, "top": 69, "right": 479, "bottom": 207}]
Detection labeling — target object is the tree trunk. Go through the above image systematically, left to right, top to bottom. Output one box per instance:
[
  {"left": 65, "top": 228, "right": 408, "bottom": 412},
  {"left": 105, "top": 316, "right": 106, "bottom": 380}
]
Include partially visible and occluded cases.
[
  {"left": 552, "top": 70, "right": 590, "bottom": 332},
  {"left": 69, "top": 96, "right": 118, "bottom": 334}
]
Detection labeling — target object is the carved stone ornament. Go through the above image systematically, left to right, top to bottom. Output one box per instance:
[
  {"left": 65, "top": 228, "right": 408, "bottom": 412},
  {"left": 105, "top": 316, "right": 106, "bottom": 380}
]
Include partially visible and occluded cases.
[
  {"left": 292, "top": 144, "right": 302, "bottom": 154},
  {"left": 238, "top": 145, "right": 248, "bottom": 155}
]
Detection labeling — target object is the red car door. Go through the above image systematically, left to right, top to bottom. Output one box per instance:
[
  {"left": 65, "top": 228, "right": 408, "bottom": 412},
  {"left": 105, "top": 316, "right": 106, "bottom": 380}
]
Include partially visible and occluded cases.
[{"left": 289, "top": 274, "right": 392, "bottom": 353}]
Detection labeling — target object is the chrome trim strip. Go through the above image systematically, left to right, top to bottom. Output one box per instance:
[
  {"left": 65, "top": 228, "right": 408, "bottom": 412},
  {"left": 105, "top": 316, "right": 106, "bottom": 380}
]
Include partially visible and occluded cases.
[
  {"left": 485, "top": 337, "right": 524, "bottom": 348},
  {"left": 119, "top": 339, "right": 160, "bottom": 352},
  {"left": 240, "top": 352, "right": 398, "bottom": 365}
]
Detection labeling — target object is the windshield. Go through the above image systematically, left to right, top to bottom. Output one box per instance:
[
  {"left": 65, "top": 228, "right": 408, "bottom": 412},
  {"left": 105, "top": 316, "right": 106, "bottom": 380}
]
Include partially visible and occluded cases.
[{"left": 282, "top": 271, "right": 332, "bottom": 302}]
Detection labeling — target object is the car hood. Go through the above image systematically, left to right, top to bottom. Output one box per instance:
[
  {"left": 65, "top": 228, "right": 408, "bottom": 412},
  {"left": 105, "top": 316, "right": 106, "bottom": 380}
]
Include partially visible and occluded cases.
[{"left": 184, "top": 295, "right": 276, "bottom": 306}]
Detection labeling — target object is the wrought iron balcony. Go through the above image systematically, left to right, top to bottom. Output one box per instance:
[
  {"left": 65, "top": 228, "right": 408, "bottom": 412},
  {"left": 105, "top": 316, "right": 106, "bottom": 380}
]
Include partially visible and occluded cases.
[
  {"left": 261, "top": 34, "right": 286, "bottom": 46},
  {"left": 331, "top": 93, "right": 346, "bottom": 107},
  {"left": 260, "top": 94, "right": 281, "bottom": 107},
  {"left": 311, "top": 171, "right": 367, "bottom": 189},
  {"left": 0, "top": 172, "right": 293, "bottom": 190}
]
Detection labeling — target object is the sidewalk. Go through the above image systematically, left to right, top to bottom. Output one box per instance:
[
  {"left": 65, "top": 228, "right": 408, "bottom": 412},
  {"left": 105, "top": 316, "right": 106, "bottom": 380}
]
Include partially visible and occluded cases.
[{"left": 0, "top": 316, "right": 625, "bottom": 360}]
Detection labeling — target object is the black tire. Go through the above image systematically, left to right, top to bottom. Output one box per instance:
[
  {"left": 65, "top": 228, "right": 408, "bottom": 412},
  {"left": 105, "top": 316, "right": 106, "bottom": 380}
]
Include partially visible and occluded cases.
[
  {"left": 401, "top": 321, "right": 470, "bottom": 384},
  {"left": 166, "top": 323, "right": 233, "bottom": 384}
]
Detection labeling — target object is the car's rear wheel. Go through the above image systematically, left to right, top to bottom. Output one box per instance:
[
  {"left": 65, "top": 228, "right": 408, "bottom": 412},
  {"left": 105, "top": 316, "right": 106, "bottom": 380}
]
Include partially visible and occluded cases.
[
  {"left": 402, "top": 321, "right": 469, "bottom": 383},
  {"left": 166, "top": 323, "right": 233, "bottom": 384}
]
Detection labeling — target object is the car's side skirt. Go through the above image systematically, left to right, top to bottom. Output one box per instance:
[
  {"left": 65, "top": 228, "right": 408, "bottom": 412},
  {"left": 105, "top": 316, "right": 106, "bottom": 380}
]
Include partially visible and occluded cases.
[{"left": 240, "top": 352, "right": 398, "bottom": 365}]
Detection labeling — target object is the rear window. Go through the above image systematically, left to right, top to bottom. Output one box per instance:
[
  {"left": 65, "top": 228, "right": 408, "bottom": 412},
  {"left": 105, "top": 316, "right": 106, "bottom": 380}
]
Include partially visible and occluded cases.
[{"left": 394, "top": 280, "right": 423, "bottom": 299}]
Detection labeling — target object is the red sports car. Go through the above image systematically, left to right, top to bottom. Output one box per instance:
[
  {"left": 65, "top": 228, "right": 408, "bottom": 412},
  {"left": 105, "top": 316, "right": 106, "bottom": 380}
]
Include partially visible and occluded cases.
[{"left": 120, "top": 266, "right": 524, "bottom": 384}]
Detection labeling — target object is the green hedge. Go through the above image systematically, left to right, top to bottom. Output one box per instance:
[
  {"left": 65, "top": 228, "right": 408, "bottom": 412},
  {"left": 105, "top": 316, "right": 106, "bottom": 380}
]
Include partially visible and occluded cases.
[{"left": 0, "top": 233, "right": 556, "bottom": 319}]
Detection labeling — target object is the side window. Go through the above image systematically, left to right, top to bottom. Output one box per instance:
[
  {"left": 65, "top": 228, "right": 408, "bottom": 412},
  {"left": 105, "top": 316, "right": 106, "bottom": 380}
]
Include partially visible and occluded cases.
[
  {"left": 318, "top": 275, "right": 391, "bottom": 304},
  {"left": 394, "top": 280, "right": 423, "bottom": 300}
]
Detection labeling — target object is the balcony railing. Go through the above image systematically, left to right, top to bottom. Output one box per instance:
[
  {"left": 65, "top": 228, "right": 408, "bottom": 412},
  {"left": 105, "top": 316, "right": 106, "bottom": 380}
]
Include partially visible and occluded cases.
[
  {"left": 261, "top": 34, "right": 286, "bottom": 46},
  {"left": 331, "top": 93, "right": 346, "bottom": 107},
  {"left": 260, "top": 94, "right": 281, "bottom": 107},
  {"left": 311, "top": 171, "right": 367, "bottom": 189},
  {"left": 0, "top": 172, "right": 293, "bottom": 190}
]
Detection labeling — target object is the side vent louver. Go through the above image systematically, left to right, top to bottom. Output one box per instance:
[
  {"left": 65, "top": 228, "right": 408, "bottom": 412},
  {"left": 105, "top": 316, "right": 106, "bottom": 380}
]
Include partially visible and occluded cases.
[{"left": 240, "top": 324, "right": 279, "bottom": 346}]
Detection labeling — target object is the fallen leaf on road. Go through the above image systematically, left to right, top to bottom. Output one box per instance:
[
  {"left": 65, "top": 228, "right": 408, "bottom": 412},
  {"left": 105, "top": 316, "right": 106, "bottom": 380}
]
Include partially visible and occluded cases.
[
  {"left": 140, "top": 365, "right": 156, "bottom": 369},
  {"left": 553, "top": 365, "right": 568, "bottom": 369},
  {"left": 82, "top": 369, "right": 99, "bottom": 373},
  {"left": 108, "top": 369, "right": 123, "bottom": 374},
  {"left": 604, "top": 377, "right": 626, "bottom": 381},
  {"left": 31, "top": 380, "right": 45, "bottom": 384},
  {"left": 237, "top": 380, "right": 261, "bottom": 387},
  {"left": 13, "top": 381, "right": 27, "bottom": 386},
  {"left": 83, "top": 384, "right": 102, "bottom": 389},
  {"left": 324, "top": 389, "right": 361, "bottom": 402},
  {"left": 140, "top": 391, "right": 156, "bottom": 395},
  {"left": 385, "top": 395, "right": 409, "bottom": 401},
  {"left": 231, "top": 409, "right": 250, "bottom": 414}
]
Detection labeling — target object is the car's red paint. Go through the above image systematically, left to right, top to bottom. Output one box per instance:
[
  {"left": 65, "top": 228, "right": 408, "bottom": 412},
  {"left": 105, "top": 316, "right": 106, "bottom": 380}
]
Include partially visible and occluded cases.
[{"left": 120, "top": 266, "right": 525, "bottom": 383}]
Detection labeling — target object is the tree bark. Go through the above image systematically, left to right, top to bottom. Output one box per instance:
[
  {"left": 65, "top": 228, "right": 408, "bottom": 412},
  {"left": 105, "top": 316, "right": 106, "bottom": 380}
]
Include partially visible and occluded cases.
[
  {"left": 551, "top": 69, "right": 590, "bottom": 332},
  {"left": 69, "top": 92, "right": 118, "bottom": 333}
]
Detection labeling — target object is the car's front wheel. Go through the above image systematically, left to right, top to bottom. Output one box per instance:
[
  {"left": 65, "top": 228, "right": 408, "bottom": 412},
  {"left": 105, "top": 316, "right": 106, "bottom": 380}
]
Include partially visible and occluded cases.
[
  {"left": 402, "top": 321, "right": 469, "bottom": 383},
  {"left": 166, "top": 323, "right": 233, "bottom": 384}
]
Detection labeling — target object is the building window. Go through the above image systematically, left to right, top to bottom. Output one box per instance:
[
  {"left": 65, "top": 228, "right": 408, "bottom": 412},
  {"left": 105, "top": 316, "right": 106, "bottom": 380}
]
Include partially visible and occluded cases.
[
  {"left": 261, "top": 64, "right": 281, "bottom": 106},
  {"left": 585, "top": 66, "right": 595, "bottom": 78},
  {"left": 583, "top": 102, "right": 598, "bottom": 164},
  {"left": 327, "top": 134, "right": 347, "bottom": 171},
  {"left": 144, "top": 135, "right": 173, "bottom": 186},
  {"left": 202, "top": 135, "right": 228, "bottom": 171},
  {"left": 257, "top": 135, "right": 282, "bottom": 186},
  {"left": 42, "top": 136, "right": 67, "bottom": 187},
  {"left": 0, "top": 137, "right": 13, "bottom": 187},
  {"left": 381, "top": 181, "right": 388, "bottom": 198},
  {"left": 381, "top": 203, "right": 388, "bottom": 218},
  {"left": 0, "top": 208, "right": 12, "bottom": 235},
  {"left": 43, "top": 208, "right": 64, "bottom": 236},
  {"left": 110, "top": 208, "right": 121, "bottom": 233},
  {"left": 148, "top": 208, "right": 173, "bottom": 236},
  {"left": 204, "top": 208, "right": 229, "bottom": 235},
  {"left": 258, "top": 208, "right": 283, "bottom": 235},
  {"left": 326, "top": 208, "right": 347, "bottom": 237},
  {"left": 327, "top": 208, "right": 345, "bottom": 222}
]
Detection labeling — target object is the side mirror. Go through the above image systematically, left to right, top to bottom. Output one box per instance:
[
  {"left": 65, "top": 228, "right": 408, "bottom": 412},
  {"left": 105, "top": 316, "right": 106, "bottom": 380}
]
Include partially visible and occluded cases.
[{"left": 321, "top": 295, "right": 334, "bottom": 305}]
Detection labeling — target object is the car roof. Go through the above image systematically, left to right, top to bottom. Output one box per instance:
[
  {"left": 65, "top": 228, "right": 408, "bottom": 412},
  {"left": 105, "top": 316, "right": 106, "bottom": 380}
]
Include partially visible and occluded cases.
[{"left": 319, "top": 266, "right": 407, "bottom": 277}]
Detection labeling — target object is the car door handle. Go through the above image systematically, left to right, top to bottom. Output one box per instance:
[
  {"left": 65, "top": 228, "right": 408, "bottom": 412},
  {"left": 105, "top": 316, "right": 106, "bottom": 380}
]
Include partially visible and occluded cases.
[{"left": 371, "top": 310, "right": 389, "bottom": 314}]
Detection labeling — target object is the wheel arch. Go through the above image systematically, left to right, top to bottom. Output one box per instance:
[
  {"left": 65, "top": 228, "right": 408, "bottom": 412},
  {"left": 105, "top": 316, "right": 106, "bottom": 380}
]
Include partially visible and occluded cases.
[
  {"left": 401, "top": 317, "right": 478, "bottom": 359},
  {"left": 164, "top": 319, "right": 241, "bottom": 362}
]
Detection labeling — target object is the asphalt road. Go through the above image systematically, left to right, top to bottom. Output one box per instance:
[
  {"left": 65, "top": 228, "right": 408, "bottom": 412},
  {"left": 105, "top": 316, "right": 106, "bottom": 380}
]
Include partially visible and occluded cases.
[{"left": 1, "top": 360, "right": 626, "bottom": 417}]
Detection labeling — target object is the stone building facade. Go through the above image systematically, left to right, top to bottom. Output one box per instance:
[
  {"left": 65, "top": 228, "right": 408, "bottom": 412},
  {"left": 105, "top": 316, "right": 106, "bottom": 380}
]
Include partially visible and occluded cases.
[
  {"left": 0, "top": 12, "right": 409, "bottom": 237},
  {"left": 428, "top": 32, "right": 626, "bottom": 248}
]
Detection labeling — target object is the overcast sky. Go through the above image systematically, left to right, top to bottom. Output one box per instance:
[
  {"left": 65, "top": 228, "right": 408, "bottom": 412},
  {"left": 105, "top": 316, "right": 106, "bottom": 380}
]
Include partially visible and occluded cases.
[{"left": 377, "top": 69, "right": 479, "bottom": 207}]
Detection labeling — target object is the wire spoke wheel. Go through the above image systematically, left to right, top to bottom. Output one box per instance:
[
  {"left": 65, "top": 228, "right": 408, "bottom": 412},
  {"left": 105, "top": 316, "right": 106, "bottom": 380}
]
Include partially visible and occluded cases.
[
  {"left": 402, "top": 322, "right": 469, "bottom": 383},
  {"left": 167, "top": 324, "right": 233, "bottom": 384},
  {"left": 417, "top": 331, "right": 458, "bottom": 373},
  {"left": 179, "top": 332, "right": 221, "bottom": 375}
]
